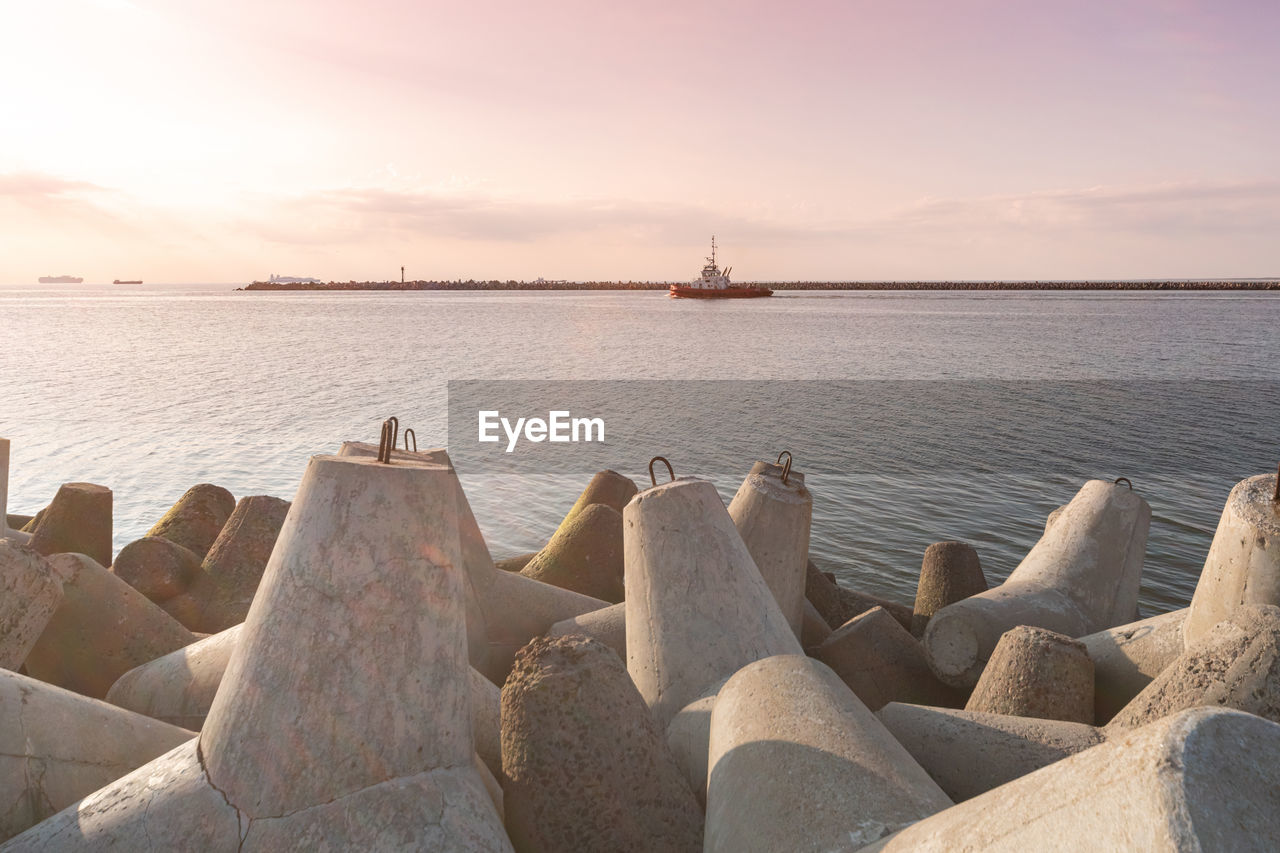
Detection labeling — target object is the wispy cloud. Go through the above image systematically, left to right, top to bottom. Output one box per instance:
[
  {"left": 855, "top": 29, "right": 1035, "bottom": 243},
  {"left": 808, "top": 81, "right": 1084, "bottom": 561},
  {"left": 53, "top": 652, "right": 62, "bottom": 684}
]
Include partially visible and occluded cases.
[{"left": 0, "top": 171, "right": 108, "bottom": 199}]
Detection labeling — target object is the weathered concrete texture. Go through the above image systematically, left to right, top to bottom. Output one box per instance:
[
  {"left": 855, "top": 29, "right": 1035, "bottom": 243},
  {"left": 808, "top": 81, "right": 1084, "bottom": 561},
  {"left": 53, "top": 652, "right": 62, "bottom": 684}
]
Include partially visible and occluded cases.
[
  {"left": 0, "top": 439, "right": 7, "bottom": 533},
  {"left": 336, "top": 439, "right": 451, "bottom": 466},
  {"left": 201, "top": 455, "right": 497, "bottom": 826},
  {"left": 728, "top": 461, "right": 812, "bottom": 636},
  {"left": 557, "top": 469, "right": 638, "bottom": 527},
  {"left": 1185, "top": 473, "right": 1280, "bottom": 647},
  {"left": 625, "top": 478, "right": 802, "bottom": 727},
  {"left": 923, "top": 480, "right": 1150, "bottom": 688},
  {"left": 28, "top": 482, "right": 112, "bottom": 567},
  {"left": 144, "top": 483, "right": 236, "bottom": 561},
  {"left": 161, "top": 494, "right": 290, "bottom": 633},
  {"left": 519, "top": 503, "right": 625, "bottom": 603},
  {"left": 3, "top": 517, "right": 30, "bottom": 534},
  {"left": 110, "top": 536, "right": 202, "bottom": 603},
  {"left": 0, "top": 540, "right": 64, "bottom": 670},
  {"left": 912, "top": 541, "right": 987, "bottom": 637},
  {"left": 24, "top": 553, "right": 195, "bottom": 699},
  {"left": 806, "top": 560, "right": 915, "bottom": 631},
  {"left": 801, "top": 598, "right": 832, "bottom": 648},
  {"left": 548, "top": 601, "right": 626, "bottom": 660},
  {"left": 1107, "top": 604, "right": 1280, "bottom": 731},
  {"left": 813, "top": 607, "right": 964, "bottom": 712},
  {"left": 1080, "top": 608, "right": 1187, "bottom": 724},
  {"left": 105, "top": 623, "right": 243, "bottom": 730},
  {"left": 965, "top": 626, "right": 1095, "bottom": 724},
  {"left": 502, "top": 634, "right": 702, "bottom": 853},
  {"left": 706, "top": 655, "right": 952, "bottom": 852},
  {"left": 468, "top": 667, "right": 502, "bottom": 783},
  {"left": 0, "top": 669, "right": 195, "bottom": 842},
  {"left": 665, "top": 677, "right": 727, "bottom": 807},
  {"left": 876, "top": 702, "right": 1105, "bottom": 802},
  {"left": 864, "top": 708, "right": 1280, "bottom": 852},
  {"left": 1, "top": 739, "right": 242, "bottom": 851}
]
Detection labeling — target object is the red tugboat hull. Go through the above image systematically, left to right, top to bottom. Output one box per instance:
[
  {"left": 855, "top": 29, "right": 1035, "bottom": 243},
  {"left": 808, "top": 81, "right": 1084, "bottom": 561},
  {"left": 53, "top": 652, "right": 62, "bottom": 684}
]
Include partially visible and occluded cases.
[{"left": 668, "top": 285, "right": 773, "bottom": 299}]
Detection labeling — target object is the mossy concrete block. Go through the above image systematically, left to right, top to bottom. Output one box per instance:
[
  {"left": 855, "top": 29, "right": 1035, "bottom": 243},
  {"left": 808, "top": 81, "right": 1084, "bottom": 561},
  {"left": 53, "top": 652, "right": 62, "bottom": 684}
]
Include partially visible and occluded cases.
[
  {"left": 144, "top": 483, "right": 235, "bottom": 561},
  {"left": 520, "top": 503, "right": 624, "bottom": 603}
]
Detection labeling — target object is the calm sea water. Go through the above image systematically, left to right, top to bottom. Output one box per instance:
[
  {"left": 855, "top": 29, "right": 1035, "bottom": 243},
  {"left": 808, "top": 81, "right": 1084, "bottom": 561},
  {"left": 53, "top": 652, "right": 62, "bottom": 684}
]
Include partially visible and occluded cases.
[{"left": 2, "top": 283, "right": 1277, "bottom": 618}]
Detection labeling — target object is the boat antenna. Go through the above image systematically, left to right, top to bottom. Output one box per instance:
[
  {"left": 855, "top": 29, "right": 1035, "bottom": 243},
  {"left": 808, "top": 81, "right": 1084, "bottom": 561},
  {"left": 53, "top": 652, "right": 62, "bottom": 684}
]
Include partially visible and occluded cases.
[{"left": 711, "top": 235, "right": 716, "bottom": 267}]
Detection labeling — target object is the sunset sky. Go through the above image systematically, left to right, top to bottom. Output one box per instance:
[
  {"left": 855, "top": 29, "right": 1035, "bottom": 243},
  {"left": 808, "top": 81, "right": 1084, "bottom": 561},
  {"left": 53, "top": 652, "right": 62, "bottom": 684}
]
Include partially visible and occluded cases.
[{"left": 2, "top": 0, "right": 1277, "bottom": 282}]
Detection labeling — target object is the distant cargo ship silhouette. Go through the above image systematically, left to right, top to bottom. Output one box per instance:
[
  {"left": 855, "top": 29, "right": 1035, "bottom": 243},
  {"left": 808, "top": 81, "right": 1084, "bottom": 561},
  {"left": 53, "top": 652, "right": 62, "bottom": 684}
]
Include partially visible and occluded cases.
[
  {"left": 264, "top": 273, "right": 322, "bottom": 284},
  {"left": 38, "top": 275, "right": 83, "bottom": 284},
  {"left": 113, "top": 279, "right": 143, "bottom": 285}
]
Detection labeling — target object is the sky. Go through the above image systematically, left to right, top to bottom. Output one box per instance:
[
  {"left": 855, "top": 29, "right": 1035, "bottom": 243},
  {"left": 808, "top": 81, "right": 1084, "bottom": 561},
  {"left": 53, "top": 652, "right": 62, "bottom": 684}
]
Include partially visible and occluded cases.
[{"left": 1, "top": 0, "right": 1278, "bottom": 282}]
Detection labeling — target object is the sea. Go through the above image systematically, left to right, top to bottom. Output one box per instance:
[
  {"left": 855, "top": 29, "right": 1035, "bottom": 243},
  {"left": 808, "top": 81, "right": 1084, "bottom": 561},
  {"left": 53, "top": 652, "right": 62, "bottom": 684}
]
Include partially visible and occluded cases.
[{"left": 2, "top": 282, "right": 1278, "bottom": 619}]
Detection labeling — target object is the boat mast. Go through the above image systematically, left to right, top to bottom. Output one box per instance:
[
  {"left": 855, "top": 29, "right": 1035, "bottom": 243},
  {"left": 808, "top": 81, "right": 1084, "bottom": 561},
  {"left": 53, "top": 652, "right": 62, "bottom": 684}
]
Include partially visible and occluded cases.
[{"left": 710, "top": 235, "right": 717, "bottom": 268}]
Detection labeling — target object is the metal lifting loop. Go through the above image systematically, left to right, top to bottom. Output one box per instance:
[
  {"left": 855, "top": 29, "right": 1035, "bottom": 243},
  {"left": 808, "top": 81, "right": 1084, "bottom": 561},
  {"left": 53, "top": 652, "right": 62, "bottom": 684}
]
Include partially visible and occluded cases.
[
  {"left": 377, "top": 419, "right": 395, "bottom": 464},
  {"left": 403, "top": 428, "right": 417, "bottom": 453},
  {"left": 777, "top": 450, "right": 793, "bottom": 485},
  {"left": 649, "top": 456, "right": 675, "bottom": 487},
  {"left": 1114, "top": 477, "right": 1132, "bottom": 490}
]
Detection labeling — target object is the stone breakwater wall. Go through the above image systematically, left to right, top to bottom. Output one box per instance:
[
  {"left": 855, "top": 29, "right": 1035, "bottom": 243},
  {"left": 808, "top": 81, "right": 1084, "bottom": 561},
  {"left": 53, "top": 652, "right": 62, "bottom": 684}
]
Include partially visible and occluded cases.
[
  {"left": 239, "top": 279, "right": 1280, "bottom": 292},
  {"left": 2, "top": 431, "right": 1280, "bottom": 850}
]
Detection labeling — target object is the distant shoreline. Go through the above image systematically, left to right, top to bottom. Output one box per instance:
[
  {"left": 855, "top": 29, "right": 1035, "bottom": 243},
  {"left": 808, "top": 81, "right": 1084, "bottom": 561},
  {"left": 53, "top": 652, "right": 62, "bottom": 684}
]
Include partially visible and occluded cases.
[{"left": 240, "top": 279, "right": 1280, "bottom": 292}]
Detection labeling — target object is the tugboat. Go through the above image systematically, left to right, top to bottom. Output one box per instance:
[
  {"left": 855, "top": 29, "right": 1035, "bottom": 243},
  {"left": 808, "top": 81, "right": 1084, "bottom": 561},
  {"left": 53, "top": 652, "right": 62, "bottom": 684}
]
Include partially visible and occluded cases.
[{"left": 668, "top": 237, "right": 772, "bottom": 299}]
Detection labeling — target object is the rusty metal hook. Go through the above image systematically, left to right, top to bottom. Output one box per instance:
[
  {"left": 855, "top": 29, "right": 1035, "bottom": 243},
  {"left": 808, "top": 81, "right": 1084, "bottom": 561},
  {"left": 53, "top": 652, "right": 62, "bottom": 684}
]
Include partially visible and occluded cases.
[
  {"left": 377, "top": 419, "right": 395, "bottom": 464},
  {"left": 403, "top": 428, "right": 417, "bottom": 453},
  {"left": 776, "top": 450, "right": 793, "bottom": 485},
  {"left": 649, "top": 456, "right": 674, "bottom": 487},
  {"left": 1114, "top": 477, "right": 1132, "bottom": 490}
]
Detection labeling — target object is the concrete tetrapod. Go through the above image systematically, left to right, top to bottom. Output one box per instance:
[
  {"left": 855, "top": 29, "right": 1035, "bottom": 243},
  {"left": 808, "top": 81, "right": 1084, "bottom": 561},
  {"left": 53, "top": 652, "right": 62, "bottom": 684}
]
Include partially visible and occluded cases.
[
  {"left": 0, "top": 439, "right": 8, "bottom": 535},
  {"left": 7, "top": 454, "right": 512, "bottom": 851},
  {"left": 727, "top": 460, "right": 812, "bottom": 637},
  {"left": 555, "top": 469, "right": 638, "bottom": 528},
  {"left": 1184, "top": 473, "right": 1280, "bottom": 646},
  {"left": 624, "top": 477, "right": 802, "bottom": 728},
  {"left": 923, "top": 479, "right": 1150, "bottom": 688},
  {"left": 28, "top": 483, "right": 112, "bottom": 567},
  {"left": 144, "top": 483, "right": 236, "bottom": 561},
  {"left": 161, "top": 495, "right": 290, "bottom": 633},
  {"left": 519, "top": 503, "right": 625, "bottom": 603},
  {"left": 110, "top": 536, "right": 202, "bottom": 603},
  {"left": 0, "top": 540, "right": 65, "bottom": 670},
  {"left": 911, "top": 541, "right": 987, "bottom": 637},
  {"left": 23, "top": 553, "right": 195, "bottom": 699},
  {"left": 806, "top": 560, "right": 914, "bottom": 631},
  {"left": 547, "top": 601, "right": 626, "bottom": 659},
  {"left": 1107, "top": 603, "right": 1280, "bottom": 731},
  {"left": 813, "top": 606, "right": 963, "bottom": 711},
  {"left": 1079, "top": 607, "right": 1187, "bottom": 724},
  {"left": 104, "top": 621, "right": 506, "bottom": 781},
  {"left": 965, "top": 626, "right": 1095, "bottom": 724},
  {"left": 501, "top": 635, "right": 702, "bottom": 853},
  {"left": 705, "top": 655, "right": 952, "bottom": 852},
  {"left": 0, "top": 669, "right": 195, "bottom": 842},
  {"left": 875, "top": 703, "right": 1105, "bottom": 801},
  {"left": 863, "top": 707, "right": 1280, "bottom": 852}
]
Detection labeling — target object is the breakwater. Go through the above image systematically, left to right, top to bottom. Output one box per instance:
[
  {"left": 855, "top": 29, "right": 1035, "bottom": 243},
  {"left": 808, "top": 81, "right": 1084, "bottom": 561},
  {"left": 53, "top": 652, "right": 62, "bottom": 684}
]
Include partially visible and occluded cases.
[
  {"left": 241, "top": 278, "right": 1280, "bottom": 291},
  {"left": 3, "top": 428, "right": 1280, "bottom": 849}
]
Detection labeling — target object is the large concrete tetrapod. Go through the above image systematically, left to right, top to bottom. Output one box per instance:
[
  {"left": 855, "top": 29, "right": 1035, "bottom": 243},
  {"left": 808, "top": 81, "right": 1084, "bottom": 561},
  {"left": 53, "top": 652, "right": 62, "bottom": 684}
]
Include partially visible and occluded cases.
[
  {"left": 0, "top": 438, "right": 8, "bottom": 535},
  {"left": 8, "top": 454, "right": 512, "bottom": 851},
  {"left": 727, "top": 459, "right": 812, "bottom": 637},
  {"left": 1184, "top": 473, "right": 1280, "bottom": 646},
  {"left": 624, "top": 477, "right": 801, "bottom": 728},
  {"left": 923, "top": 479, "right": 1150, "bottom": 688},
  {"left": 28, "top": 483, "right": 113, "bottom": 567},
  {"left": 144, "top": 483, "right": 236, "bottom": 561},
  {"left": 0, "top": 539, "right": 65, "bottom": 670},
  {"left": 1079, "top": 607, "right": 1186, "bottom": 724},
  {"left": 706, "top": 655, "right": 952, "bottom": 852},
  {"left": 0, "top": 669, "right": 195, "bottom": 842},
  {"left": 864, "top": 708, "right": 1280, "bottom": 852}
]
